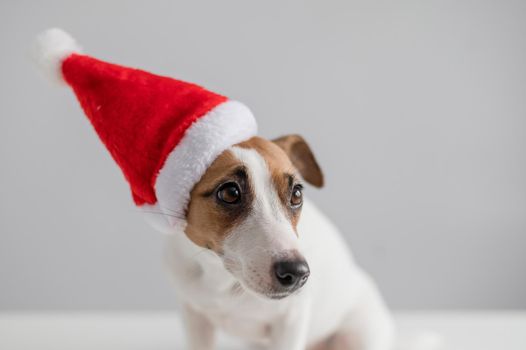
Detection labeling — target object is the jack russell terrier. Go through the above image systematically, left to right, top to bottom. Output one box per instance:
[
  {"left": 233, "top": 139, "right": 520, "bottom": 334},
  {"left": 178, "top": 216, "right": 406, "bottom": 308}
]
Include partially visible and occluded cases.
[
  {"left": 34, "top": 29, "right": 395, "bottom": 350},
  {"left": 165, "top": 135, "right": 395, "bottom": 350}
]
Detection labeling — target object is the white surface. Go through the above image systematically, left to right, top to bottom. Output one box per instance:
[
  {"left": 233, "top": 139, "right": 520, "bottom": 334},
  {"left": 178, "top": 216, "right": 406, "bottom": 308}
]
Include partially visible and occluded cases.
[{"left": 0, "top": 312, "right": 525, "bottom": 350}]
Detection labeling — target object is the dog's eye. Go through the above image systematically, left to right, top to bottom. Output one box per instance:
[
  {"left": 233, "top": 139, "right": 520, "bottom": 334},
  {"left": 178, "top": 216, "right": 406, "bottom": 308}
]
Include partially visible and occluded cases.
[
  {"left": 217, "top": 182, "right": 241, "bottom": 204},
  {"left": 290, "top": 185, "right": 303, "bottom": 208}
]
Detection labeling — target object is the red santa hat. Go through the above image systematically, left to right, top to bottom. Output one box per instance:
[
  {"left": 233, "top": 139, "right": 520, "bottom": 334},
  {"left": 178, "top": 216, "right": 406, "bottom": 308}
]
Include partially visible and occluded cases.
[{"left": 33, "top": 28, "right": 257, "bottom": 231}]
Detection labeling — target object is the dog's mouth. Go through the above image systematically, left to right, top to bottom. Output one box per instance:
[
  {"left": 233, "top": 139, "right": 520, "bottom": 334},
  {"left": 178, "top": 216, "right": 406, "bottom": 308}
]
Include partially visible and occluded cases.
[
  {"left": 235, "top": 277, "right": 307, "bottom": 300},
  {"left": 247, "top": 285, "right": 296, "bottom": 300},
  {"left": 266, "top": 291, "right": 294, "bottom": 300}
]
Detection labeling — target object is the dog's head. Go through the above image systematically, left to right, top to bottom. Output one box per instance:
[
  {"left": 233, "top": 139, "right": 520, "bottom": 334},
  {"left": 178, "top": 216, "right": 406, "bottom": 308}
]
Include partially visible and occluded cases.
[{"left": 184, "top": 135, "right": 323, "bottom": 299}]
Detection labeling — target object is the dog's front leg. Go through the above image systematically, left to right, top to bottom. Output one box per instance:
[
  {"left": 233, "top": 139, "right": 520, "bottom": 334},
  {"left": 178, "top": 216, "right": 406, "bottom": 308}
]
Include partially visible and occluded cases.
[
  {"left": 341, "top": 277, "right": 395, "bottom": 350},
  {"left": 268, "top": 296, "right": 311, "bottom": 350},
  {"left": 182, "top": 303, "right": 216, "bottom": 350}
]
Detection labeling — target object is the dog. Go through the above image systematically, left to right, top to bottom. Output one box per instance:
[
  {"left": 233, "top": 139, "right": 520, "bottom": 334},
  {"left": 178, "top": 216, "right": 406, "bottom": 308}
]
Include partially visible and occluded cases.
[
  {"left": 33, "top": 28, "right": 395, "bottom": 350},
  {"left": 163, "top": 135, "right": 395, "bottom": 350}
]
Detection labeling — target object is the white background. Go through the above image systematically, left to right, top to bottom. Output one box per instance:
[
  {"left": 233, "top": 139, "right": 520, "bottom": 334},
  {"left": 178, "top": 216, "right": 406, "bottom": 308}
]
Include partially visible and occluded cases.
[{"left": 1, "top": 0, "right": 525, "bottom": 310}]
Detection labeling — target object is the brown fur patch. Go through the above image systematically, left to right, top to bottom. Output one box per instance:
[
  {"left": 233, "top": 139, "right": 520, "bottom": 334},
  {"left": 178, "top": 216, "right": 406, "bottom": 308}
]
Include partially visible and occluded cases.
[
  {"left": 273, "top": 134, "right": 324, "bottom": 188},
  {"left": 185, "top": 150, "right": 251, "bottom": 252}
]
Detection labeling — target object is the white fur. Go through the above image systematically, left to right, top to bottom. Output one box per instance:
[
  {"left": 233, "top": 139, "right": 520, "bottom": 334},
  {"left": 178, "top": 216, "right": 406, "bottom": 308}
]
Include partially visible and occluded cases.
[
  {"left": 32, "top": 28, "right": 82, "bottom": 84},
  {"left": 144, "top": 100, "right": 257, "bottom": 233},
  {"left": 165, "top": 147, "right": 396, "bottom": 350},
  {"left": 222, "top": 147, "right": 300, "bottom": 298}
]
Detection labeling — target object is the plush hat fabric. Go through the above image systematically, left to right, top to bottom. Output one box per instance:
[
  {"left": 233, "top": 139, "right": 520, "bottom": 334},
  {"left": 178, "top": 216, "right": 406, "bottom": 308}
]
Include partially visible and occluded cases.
[{"left": 33, "top": 28, "right": 257, "bottom": 230}]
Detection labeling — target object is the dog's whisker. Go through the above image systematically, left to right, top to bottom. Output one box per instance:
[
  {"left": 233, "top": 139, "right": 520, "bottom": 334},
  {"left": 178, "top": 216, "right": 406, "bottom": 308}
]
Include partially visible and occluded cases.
[
  {"left": 157, "top": 204, "right": 187, "bottom": 217},
  {"left": 137, "top": 209, "right": 186, "bottom": 220},
  {"left": 229, "top": 281, "right": 245, "bottom": 297}
]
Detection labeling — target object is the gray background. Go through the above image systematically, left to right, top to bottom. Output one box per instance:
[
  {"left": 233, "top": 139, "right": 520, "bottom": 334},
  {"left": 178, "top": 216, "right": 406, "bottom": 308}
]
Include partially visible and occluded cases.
[{"left": 1, "top": 0, "right": 525, "bottom": 310}]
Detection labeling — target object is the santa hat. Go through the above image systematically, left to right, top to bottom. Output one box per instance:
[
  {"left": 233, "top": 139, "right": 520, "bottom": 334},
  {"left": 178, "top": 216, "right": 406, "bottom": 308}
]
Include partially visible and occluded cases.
[{"left": 32, "top": 28, "right": 257, "bottom": 231}]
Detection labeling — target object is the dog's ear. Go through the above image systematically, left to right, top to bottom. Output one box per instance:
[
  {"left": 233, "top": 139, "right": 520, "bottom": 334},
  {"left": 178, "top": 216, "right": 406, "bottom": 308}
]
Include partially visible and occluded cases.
[{"left": 273, "top": 134, "right": 324, "bottom": 188}]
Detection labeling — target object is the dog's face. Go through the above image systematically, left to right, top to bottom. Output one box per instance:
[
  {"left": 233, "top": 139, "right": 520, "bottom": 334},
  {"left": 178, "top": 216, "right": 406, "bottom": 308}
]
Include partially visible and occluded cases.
[{"left": 185, "top": 135, "right": 323, "bottom": 299}]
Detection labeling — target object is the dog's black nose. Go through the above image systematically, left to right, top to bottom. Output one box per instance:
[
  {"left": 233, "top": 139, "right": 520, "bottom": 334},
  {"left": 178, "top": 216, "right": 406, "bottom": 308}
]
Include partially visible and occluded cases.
[{"left": 274, "top": 260, "right": 310, "bottom": 288}]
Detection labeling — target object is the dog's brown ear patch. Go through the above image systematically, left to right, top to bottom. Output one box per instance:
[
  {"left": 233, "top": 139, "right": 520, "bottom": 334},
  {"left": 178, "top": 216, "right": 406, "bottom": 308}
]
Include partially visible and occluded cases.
[{"left": 273, "top": 134, "right": 324, "bottom": 188}]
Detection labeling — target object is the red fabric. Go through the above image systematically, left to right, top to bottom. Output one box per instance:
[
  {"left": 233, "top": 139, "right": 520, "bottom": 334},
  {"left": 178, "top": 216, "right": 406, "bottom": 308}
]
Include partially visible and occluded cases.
[{"left": 61, "top": 53, "right": 227, "bottom": 205}]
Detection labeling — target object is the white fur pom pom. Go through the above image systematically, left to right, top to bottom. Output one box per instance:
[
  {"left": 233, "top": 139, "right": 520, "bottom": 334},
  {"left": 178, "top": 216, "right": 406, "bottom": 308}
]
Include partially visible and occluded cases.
[{"left": 32, "top": 28, "right": 82, "bottom": 84}]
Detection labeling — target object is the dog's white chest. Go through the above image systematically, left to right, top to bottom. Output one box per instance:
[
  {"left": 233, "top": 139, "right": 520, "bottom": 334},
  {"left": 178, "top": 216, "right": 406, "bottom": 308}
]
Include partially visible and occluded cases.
[
  {"left": 187, "top": 280, "right": 286, "bottom": 343},
  {"left": 205, "top": 305, "right": 272, "bottom": 343}
]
